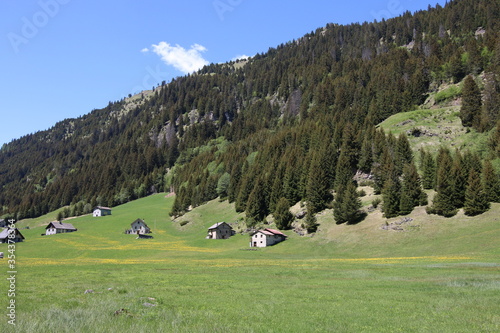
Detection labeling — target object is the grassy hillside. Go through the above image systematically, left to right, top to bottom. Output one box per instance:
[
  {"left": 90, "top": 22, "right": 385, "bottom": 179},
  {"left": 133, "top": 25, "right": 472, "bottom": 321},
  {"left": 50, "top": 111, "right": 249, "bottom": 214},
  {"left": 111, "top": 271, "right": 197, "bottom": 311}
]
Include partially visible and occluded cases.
[
  {"left": 378, "top": 105, "right": 490, "bottom": 157},
  {"left": 1, "top": 193, "right": 499, "bottom": 332}
]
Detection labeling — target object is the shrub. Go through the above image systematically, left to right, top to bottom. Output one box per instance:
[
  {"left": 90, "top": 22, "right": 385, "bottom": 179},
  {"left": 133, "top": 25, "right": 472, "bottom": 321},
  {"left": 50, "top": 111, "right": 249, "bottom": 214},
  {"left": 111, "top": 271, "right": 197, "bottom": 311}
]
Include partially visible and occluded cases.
[{"left": 372, "top": 198, "right": 382, "bottom": 208}]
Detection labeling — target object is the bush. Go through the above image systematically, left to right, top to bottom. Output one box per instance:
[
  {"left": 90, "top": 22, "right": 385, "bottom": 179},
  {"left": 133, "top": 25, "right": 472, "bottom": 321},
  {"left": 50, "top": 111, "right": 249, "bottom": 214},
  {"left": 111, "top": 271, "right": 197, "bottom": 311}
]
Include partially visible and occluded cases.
[
  {"left": 372, "top": 198, "right": 382, "bottom": 208},
  {"left": 179, "top": 220, "right": 189, "bottom": 226}
]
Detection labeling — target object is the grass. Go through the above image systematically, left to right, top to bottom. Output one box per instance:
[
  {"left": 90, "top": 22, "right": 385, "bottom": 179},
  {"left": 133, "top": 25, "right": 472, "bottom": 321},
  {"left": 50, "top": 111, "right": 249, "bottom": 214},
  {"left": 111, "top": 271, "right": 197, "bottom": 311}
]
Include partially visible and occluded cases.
[
  {"left": 378, "top": 106, "right": 491, "bottom": 158},
  {"left": 1, "top": 194, "right": 499, "bottom": 332}
]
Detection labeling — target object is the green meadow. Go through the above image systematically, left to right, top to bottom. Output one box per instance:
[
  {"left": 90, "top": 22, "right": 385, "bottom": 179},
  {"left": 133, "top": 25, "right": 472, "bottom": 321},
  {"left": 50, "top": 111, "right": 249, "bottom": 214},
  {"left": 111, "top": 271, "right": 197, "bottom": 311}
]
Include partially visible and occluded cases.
[{"left": 1, "top": 194, "right": 499, "bottom": 332}]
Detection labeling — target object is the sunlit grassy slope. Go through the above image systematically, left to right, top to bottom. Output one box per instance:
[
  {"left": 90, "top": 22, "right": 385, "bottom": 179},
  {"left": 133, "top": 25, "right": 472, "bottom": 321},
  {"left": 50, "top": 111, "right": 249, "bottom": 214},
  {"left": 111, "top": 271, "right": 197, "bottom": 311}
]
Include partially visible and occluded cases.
[{"left": 1, "top": 193, "right": 498, "bottom": 332}]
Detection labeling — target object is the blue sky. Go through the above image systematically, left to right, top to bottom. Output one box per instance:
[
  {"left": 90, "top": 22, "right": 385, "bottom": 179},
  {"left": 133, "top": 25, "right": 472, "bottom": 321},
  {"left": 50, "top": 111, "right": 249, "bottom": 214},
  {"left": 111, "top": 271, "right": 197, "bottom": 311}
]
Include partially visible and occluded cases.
[{"left": 0, "top": 0, "right": 447, "bottom": 146}]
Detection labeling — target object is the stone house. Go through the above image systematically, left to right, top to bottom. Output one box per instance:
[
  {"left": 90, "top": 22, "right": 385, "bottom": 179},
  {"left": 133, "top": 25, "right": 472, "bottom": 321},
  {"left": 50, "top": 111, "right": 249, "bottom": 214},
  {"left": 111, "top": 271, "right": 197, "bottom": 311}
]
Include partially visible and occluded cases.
[
  {"left": 45, "top": 221, "right": 77, "bottom": 235},
  {"left": 206, "top": 222, "right": 235, "bottom": 239},
  {"left": 0, "top": 228, "right": 25, "bottom": 243}
]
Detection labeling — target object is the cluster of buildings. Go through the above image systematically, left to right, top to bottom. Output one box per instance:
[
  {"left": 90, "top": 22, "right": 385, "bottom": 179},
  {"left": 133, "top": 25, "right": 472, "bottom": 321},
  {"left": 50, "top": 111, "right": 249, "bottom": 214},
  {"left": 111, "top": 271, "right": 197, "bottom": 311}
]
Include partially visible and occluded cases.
[
  {"left": 1, "top": 206, "right": 289, "bottom": 248},
  {"left": 206, "top": 221, "right": 287, "bottom": 247}
]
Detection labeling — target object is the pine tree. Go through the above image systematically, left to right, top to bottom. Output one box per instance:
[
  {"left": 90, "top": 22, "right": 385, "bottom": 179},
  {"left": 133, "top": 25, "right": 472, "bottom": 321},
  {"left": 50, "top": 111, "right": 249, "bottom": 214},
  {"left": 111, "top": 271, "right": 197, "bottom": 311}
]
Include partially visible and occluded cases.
[
  {"left": 480, "top": 74, "right": 500, "bottom": 132},
  {"left": 460, "top": 75, "right": 482, "bottom": 130},
  {"left": 488, "top": 121, "right": 500, "bottom": 158},
  {"left": 395, "top": 133, "right": 413, "bottom": 175},
  {"left": 358, "top": 136, "right": 373, "bottom": 173},
  {"left": 373, "top": 146, "right": 396, "bottom": 194},
  {"left": 427, "top": 148, "right": 457, "bottom": 217},
  {"left": 334, "top": 149, "right": 354, "bottom": 192},
  {"left": 306, "top": 150, "right": 332, "bottom": 214},
  {"left": 421, "top": 150, "right": 436, "bottom": 189},
  {"left": 450, "top": 150, "right": 467, "bottom": 208},
  {"left": 482, "top": 160, "right": 500, "bottom": 203},
  {"left": 227, "top": 162, "right": 242, "bottom": 203},
  {"left": 399, "top": 163, "right": 426, "bottom": 215},
  {"left": 464, "top": 169, "right": 490, "bottom": 216},
  {"left": 382, "top": 177, "right": 401, "bottom": 218},
  {"left": 245, "top": 178, "right": 267, "bottom": 227},
  {"left": 340, "top": 181, "right": 363, "bottom": 224},
  {"left": 333, "top": 185, "right": 346, "bottom": 224},
  {"left": 274, "top": 197, "right": 294, "bottom": 230},
  {"left": 304, "top": 211, "right": 318, "bottom": 233}
]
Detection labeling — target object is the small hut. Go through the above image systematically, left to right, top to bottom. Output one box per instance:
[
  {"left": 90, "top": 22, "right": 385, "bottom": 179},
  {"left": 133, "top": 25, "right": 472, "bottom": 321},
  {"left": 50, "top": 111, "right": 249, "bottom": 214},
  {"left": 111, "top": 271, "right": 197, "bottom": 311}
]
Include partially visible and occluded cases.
[
  {"left": 93, "top": 206, "right": 112, "bottom": 217},
  {"left": 206, "top": 222, "right": 235, "bottom": 239},
  {"left": 250, "top": 228, "right": 287, "bottom": 247}
]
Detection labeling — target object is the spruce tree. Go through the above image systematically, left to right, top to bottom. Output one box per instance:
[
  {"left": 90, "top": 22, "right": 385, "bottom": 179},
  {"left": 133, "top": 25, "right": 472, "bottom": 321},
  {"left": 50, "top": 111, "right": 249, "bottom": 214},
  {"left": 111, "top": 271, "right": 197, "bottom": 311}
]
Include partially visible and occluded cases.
[
  {"left": 480, "top": 74, "right": 500, "bottom": 131},
  {"left": 460, "top": 75, "right": 482, "bottom": 130},
  {"left": 488, "top": 121, "right": 500, "bottom": 158},
  {"left": 395, "top": 133, "right": 413, "bottom": 175},
  {"left": 358, "top": 136, "right": 373, "bottom": 173},
  {"left": 427, "top": 148, "right": 457, "bottom": 217},
  {"left": 334, "top": 149, "right": 353, "bottom": 192},
  {"left": 306, "top": 150, "right": 332, "bottom": 214},
  {"left": 421, "top": 150, "right": 436, "bottom": 190},
  {"left": 450, "top": 150, "right": 467, "bottom": 208},
  {"left": 482, "top": 160, "right": 500, "bottom": 203},
  {"left": 399, "top": 163, "right": 426, "bottom": 215},
  {"left": 464, "top": 169, "right": 490, "bottom": 216},
  {"left": 245, "top": 177, "right": 268, "bottom": 226},
  {"left": 382, "top": 177, "right": 401, "bottom": 218},
  {"left": 342, "top": 181, "right": 363, "bottom": 224},
  {"left": 333, "top": 185, "right": 346, "bottom": 224},
  {"left": 274, "top": 197, "right": 294, "bottom": 230},
  {"left": 304, "top": 211, "right": 318, "bottom": 233}
]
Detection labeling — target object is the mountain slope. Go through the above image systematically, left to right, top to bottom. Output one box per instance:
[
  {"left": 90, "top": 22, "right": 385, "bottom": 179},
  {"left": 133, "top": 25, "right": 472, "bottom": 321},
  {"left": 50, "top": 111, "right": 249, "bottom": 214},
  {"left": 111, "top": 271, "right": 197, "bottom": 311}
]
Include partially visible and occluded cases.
[{"left": 1, "top": 0, "right": 500, "bottom": 221}]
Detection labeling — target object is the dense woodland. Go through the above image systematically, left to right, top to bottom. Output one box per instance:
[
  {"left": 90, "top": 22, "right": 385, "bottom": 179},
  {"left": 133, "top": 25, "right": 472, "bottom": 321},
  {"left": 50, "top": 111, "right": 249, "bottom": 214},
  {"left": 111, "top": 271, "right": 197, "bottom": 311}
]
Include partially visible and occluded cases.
[{"left": 1, "top": 0, "right": 500, "bottom": 227}]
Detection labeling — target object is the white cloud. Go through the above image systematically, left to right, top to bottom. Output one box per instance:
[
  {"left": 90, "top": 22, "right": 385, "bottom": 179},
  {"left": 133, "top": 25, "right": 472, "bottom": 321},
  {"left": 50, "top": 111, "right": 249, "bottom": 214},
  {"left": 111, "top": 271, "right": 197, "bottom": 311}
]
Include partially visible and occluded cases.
[
  {"left": 150, "top": 42, "right": 209, "bottom": 74},
  {"left": 141, "top": 47, "right": 149, "bottom": 53},
  {"left": 232, "top": 54, "right": 249, "bottom": 61}
]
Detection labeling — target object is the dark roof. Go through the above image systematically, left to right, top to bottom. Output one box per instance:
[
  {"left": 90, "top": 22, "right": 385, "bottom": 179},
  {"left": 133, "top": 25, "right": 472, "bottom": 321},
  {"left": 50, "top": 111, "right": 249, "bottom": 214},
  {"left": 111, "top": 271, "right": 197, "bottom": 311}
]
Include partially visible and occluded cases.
[
  {"left": 94, "top": 206, "right": 111, "bottom": 211},
  {"left": 46, "top": 221, "right": 77, "bottom": 230},
  {"left": 208, "top": 222, "right": 232, "bottom": 230},
  {"left": 0, "top": 228, "right": 25, "bottom": 240},
  {"left": 252, "top": 228, "right": 287, "bottom": 237}
]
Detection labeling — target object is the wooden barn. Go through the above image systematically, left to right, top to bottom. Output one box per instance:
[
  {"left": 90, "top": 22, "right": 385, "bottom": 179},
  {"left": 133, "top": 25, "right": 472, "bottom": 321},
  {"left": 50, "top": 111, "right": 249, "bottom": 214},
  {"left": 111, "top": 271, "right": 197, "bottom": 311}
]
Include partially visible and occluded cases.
[
  {"left": 93, "top": 206, "right": 112, "bottom": 217},
  {"left": 126, "top": 219, "right": 151, "bottom": 235},
  {"left": 45, "top": 221, "right": 77, "bottom": 235},
  {"left": 206, "top": 222, "right": 235, "bottom": 239},
  {"left": 0, "top": 228, "right": 25, "bottom": 243},
  {"left": 250, "top": 228, "right": 287, "bottom": 247}
]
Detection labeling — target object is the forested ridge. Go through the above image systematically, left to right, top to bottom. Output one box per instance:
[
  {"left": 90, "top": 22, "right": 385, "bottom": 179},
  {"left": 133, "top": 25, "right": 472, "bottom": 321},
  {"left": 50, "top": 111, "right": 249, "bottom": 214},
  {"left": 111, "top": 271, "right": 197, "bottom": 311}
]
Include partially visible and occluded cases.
[{"left": 1, "top": 0, "right": 500, "bottom": 225}]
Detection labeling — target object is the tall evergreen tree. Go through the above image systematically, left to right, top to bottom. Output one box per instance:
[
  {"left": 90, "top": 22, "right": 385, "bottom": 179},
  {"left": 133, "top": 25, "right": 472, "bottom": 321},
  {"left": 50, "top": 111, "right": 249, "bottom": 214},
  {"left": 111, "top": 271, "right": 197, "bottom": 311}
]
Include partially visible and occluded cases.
[
  {"left": 480, "top": 73, "right": 500, "bottom": 131},
  {"left": 460, "top": 75, "right": 482, "bottom": 130},
  {"left": 395, "top": 133, "right": 413, "bottom": 175},
  {"left": 427, "top": 148, "right": 457, "bottom": 217},
  {"left": 306, "top": 150, "right": 332, "bottom": 214},
  {"left": 421, "top": 150, "right": 436, "bottom": 189},
  {"left": 450, "top": 150, "right": 467, "bottom": 208},
  {"left": 482, "top": 160, "right": 500, "bottom": 203},
  {"left": 399, "top": 163, "right": 427, "bottom": 215},
  {"left": 464, "top": 169, "right": 490, "bottom": 216},
  {"left": 245, "top": 176, "right": 268, "bottom": 227},
  {"left": 382, "top": 177, "right": 401, "bottom": 218},
  {"left": 333, "top": 181, "right": 362, "bottom": 224},
  {"left": 274, "top": 197, "right": 294, "bottom": 230},
  {"left": 304, "top": 211, "right": 318, "bottom": 233}
]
